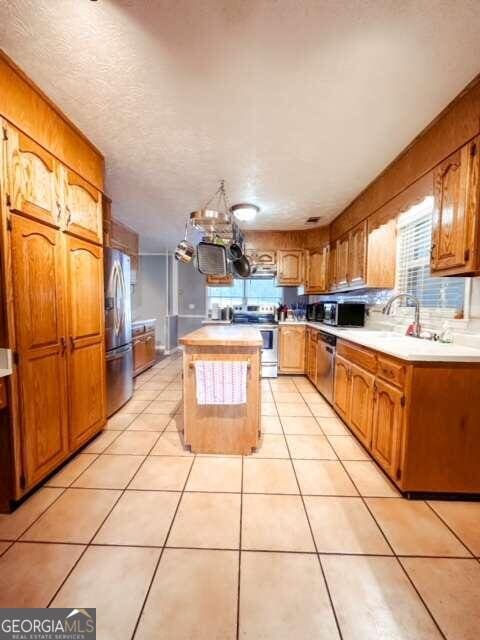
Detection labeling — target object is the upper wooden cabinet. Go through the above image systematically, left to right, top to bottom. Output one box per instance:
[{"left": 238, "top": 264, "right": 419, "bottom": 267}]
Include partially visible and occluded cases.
[
  {"left": 5, "top": 125, "right": 61, "bottom": 228},
  {"left": 431, "top": 136, "right": 480, "bottom": 276},
  {"left": 62, "top": 167, "right": 103, "bottom": 245},
  {"left": 105, "top": 213, "right": 140, "bottom": 284},
  {"left": 10, "top": 214, "right": 69, "bottom": 487},
  {"left": 348, "top": 221, "right": 367, "bottom": 287},
  {"left": 334, "top": 234, "right": 349, "bottom": 289},
  {"left": 305, "top": 245, "right": 329, "bottom": 294},
  {"left": 245, "top": 249, "right": 276, "bottom": 266},
  {"left": 276, "top": 249, "right": 304, "bottom": 286},
  {"left": 279, "top": 325, "right": 305, "bottom": 373}
]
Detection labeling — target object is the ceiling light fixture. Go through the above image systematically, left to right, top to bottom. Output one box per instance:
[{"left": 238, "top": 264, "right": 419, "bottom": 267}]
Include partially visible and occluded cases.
[{"left": 230, "top": 203, "right": 260, "bottom": 222}]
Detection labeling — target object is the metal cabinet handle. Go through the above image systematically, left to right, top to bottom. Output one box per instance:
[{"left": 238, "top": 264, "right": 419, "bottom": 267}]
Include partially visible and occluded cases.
[
  {"left": 56, "top": 201, "right": 62, "bottom": 222},
  {"left": 65, "top": 205, "right": 72, "bottom": 226},
  {"left": 60, "top": 336, "right": 66, "bottom": 355},
  {"left": 70, "top": 336, "right": 75, "bottom": 351}
]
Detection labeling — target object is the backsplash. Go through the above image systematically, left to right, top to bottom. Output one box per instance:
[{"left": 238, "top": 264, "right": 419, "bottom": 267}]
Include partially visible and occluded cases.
[{"left": 301, "top": 277, "right": 480, "bottom": 349}]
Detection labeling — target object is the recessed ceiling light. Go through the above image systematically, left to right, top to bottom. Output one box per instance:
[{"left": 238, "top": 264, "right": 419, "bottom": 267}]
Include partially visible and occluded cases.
[{"left": 230, "top": 203, "right": 260, "bottom": 222}]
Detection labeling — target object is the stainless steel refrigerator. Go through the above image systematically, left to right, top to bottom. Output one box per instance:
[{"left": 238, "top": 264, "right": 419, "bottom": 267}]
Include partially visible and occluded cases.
[{"left": 104, "top": 247, "right": 133, "bottom": 416}]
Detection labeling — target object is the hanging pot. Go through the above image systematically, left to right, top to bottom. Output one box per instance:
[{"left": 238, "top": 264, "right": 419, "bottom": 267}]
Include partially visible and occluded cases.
[
  {"left": 174, "top": 222, "right": 195, "bottom": 263},
  {"left": 232, "top": 254, "right": 252, "bottom": 278}
]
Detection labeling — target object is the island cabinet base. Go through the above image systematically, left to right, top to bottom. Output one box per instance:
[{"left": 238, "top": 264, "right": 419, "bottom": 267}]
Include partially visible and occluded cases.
[{"left": 182, "top": 345, "right": 261, "bottom": 455}]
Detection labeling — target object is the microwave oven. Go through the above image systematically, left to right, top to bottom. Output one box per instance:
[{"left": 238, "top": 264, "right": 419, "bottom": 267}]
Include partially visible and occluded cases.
[
  {"left": 306, "top": 302, "right": 324, "bottom": 322},
  {"left": 323, "top": 302, "right": 365, "bottom": 326}
]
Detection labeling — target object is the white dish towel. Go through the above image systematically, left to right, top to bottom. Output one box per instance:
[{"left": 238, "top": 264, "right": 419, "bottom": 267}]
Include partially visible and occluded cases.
[{"left": 194, "top": 360, "right": 248, "bottom": 405}]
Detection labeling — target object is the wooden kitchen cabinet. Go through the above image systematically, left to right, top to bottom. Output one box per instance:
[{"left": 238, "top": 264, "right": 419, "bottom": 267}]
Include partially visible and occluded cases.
[
  {"left": 5, "top": 126, "right": 60, "bottom": 228},
  {"left": 431, "top": 136, "right": 480, "bottom": 276},
  {"left": 63, "top": 168, "right": 103, "bottom": 245},
  {"left": 10, "top": 214, "right": 70, "bottom": 487},
  {"left": 106, "top": 216, "right": 140, "bottom": 284},
  {"left": 348, "top": 221, "right": 367, "bottom": 287},
  {"left": 334, "top": 234, "right": 349, "bottom": 289},
  {"left": 65, "top": 235, "right": 106, "bottom": 449},
  {"left": 305, "top": 245, "right": 329, "bottom": 293},
  {"left": 245, "top": 249, "right": 276, "bottom": 266},
  {"left": 276, "top": 249, "right": 304, "bottom": 286},
  {"left": 133, "top": 323, "right": 156, "bottom": 376},
  {"left": 279, "top": 325, "right": 305, "bottom": 373},
  {"left": 306, "top": 327, "right": 318, "bottom": 384},
  {"left": 333, "top": 354, "right": 350, "bottom": 422},
  {"left": 348, "top": 361, "right": 374, "bottom": 448},
  {"left": 371, "top": 378, "right": 404, "bottom": 479}
]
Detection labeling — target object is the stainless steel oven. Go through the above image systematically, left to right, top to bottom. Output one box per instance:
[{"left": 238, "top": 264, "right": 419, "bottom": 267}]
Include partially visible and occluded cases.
[
  {"left": 259, "top": 325, "right": 278, "bottom": 378},
  {"left": 315, "top": 330, "right": 336, "bottom": 403}
]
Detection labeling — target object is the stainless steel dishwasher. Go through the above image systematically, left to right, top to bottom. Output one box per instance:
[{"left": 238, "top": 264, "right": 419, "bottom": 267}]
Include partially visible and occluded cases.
[{"left": 315, "top": 330, "right": 336, "bottom": 403}]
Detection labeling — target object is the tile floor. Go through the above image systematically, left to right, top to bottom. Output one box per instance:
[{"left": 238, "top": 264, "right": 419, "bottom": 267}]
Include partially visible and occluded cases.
[{"left": 0, "top": 353, "right": 479, "bottom": 639}]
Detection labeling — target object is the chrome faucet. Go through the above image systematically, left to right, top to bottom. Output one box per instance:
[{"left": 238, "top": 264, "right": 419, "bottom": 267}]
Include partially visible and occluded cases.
[{"left": 383, "top": 293, "right": 421, "bottom": 338}]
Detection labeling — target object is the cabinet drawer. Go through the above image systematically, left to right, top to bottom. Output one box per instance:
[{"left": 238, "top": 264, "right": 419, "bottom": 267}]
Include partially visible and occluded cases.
[
  {"left": 337, "top": 340, "right": 377, "bottom": 374},
  {"left": 377, "top": 356, "right": 406, "bottom": 388}
]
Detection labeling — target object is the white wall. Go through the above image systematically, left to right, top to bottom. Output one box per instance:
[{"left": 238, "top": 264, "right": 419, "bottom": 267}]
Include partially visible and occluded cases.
[{"left": 132, "top": 255, "right": 168, "bottom": 346}]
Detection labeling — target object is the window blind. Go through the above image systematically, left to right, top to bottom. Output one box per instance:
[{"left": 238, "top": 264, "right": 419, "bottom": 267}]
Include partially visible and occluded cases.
[{"left": 396, "top": 197, "right": 465, "bottom": 317}]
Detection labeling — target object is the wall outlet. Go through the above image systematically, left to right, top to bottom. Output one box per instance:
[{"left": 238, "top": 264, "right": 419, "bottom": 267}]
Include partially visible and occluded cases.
[{"left": 189, "top": 303, "right": 195, "bottom": 310}]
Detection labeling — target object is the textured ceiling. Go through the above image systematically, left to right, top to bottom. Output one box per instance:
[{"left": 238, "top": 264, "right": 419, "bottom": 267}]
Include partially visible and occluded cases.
[{"left": 1, "top": 1, "right": 480, "bottom": 251}]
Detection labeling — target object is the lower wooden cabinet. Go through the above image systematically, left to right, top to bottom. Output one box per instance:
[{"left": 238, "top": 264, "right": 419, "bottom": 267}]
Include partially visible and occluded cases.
[
  {"left": 8, "top": 213, "right": 106, "bottom": 494},
  {"left": 279, "top": 325, "right": 305, "bottom": 373},
  {"left": 133, "top": 326, "right": 156, "bottom": 376},
  {"left": 306, "top": 328, "right": 318, "bottom": 384},
  {"left": 333, "top": 354, "right": 350, "bottom": 422},
  {"left": 348, "top": 362, "right": 375, "bottom": 448},
  {"left": 371, "top": 378, "right": 404, "bottom": 479}
]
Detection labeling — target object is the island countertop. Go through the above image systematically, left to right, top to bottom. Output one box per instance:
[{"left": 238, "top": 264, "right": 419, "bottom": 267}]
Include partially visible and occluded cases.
[{"left": 180, "top": 325, "right": 263, "bottom": 347}]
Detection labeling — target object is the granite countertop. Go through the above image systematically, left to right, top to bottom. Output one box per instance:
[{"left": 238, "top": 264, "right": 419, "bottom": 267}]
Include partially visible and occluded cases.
[
  {"left": 132, "top": 318, "right": 156, "bottom": 326},
  {"left": 201, "top": 319, "right": 233, "bottom": 325},
  {"left": 278, "top": 321, "right": 480, "bottom": 363},
  {"left": 180, "top": 325, "right": 263, "bottom": 347}
]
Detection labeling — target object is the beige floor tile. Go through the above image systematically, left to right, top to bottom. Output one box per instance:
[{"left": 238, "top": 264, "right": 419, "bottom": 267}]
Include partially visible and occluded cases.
[
  {"left": 294, "top": 379, "right": 315, "bottom": 391},
  {"left": 140, "top": 381, "right": 169, "bottom": 391},
  {"left": 270, "top": 381, "right": 297, "bottom": 392},
  {"left": 131, "top": 388, "right": 162, "bottom": 401},
  {"left": 157, "top": 388, "right": 183, "bottom": 401},
  {"left": 261, "top": 391, "right": 274, "bottom": 402},
  {"left": 272, "top": 391, "right": 304, "bottom": 403},
  {"left": 300, "top": 391, "right": 325, "bottom": 404},
  {"left": 117, "top": 399, "right": 151, "bottom": 414},
  {"left": 144, "top": 400, "right": 181, "bottom": 414},
  {"left": 261, "top": 402, "right": 278, "bottom": 417},
  {"left": 276, "top": 402, "right": 312, "bottom": 417},
  {"left": 309, "top": 403, "right": 337, "bottom": 418},
  {"left": 106, "top": 413, "right": 137, "bottom": 429},
  {"left": 128, "top": 413, "right": 171, "bottom": 431},
  {"left": 165, "top": 415, "right": 184, "bottom": 432},
  {"left": 261, "top": 415, "right": 283, "bottom": 434},
  {"left": 281, "top": 415, "right": 322, "bottom": 435},
  {"left": 317, "top": 416, "right": 350, "bottom": 436},
  {"left": 81, "top": 430, "right": 121, "bottom": 454},
  {"left": 104, "top": 431, "right": 160, "bottom": 455},
  {"left": 150, "top": 431, "right": 193, "bottom": 456},
  {"left": 251, "top": 434, "right": 289, "bottom": 458},
  {"left": 286, "top": 434, "right": 338, "bottom": 460},
  {"left": 327, "top": 435, "right": 370, "bottom": 460},
  {"left": 45, "top": 454, "right": 98, "bottom": 488},
  {"left": 72, "top": 455, "right": 144, "bottom": 489},
  {"left": 129, "top": 456, "right": 193, "bottom": 491},
  {"left": 186, "top": 457, "right": 242, "bottom": 492},
  {"left": 243, "top": 459, "right": 299, "bottom": 494},
  {"left": 293, "top": 460, "right": 358, "bottom": 496},
  {"left": 343, "top": 461, "right": 400, "bottom": 497},
  {"left": 0, "top": 488, "right": 63, "bottom": 540},
  {"left": 22, "top": 488, "right": 121, "bottom": 543},
  {"left": 94, "top": 490, "right": 180, "bottom": 546},
  {"left": 168, "top": 492, "right": 241, "bottom": 549},
  {"left": 242, "top": 494, "right": 315, "bottom": 552},
  {"left": 305, "top": 496, "right": 392, "bottom": 554},
  {"left": 366, "top": 498, "right": 471, "bottom": 556},
  {"left": 428, "top": 500, "right": 480, "bottom": 555},
  {"left": 0, "top": 541, "right": 11, "bottom": 555},
  {"left": 0, "top": 542, "right": 85, "bottom": 607},
  {"left": 52, "top": 546, "right": 160, "bottom": 640},
  {"left": 136, "top": 548, "right": 237, "bottom": 640},
  {"left": 240, "top": 551, "right": 339, "bottom": 640},
  {"left": 322, "top": 555, "right": 441, "bottom": 640},
  {"left": 401, "top": 557, "right": 480, "bottom": 640}
]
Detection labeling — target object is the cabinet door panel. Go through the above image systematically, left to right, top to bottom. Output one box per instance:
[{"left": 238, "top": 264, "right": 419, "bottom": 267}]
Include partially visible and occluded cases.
[
  {"left": 7, "top": 127, "right": 60, "bottom": 227},
  {"left": 432, "top": 138, "right": 479, "bottom": 274},
  {"left": 64, "top": 168, "right": 102, "bottom": 244},
  {"left": 11, "top": 215, "right": 69, "bottom": 487},
  {"left": 348, "top": 221, "right": 367, "bottom": 287},
  {"left": 65, "top": 236, "right": 106, "bottom": 448},
  {"left": 335, "top": 236, "right": 349, "bottom": 289},
  {"left": 306, "top": 246, "right": 328, "bottom": 293},
  {"left": 277, "top": 250, "right": 304, "bottom": 285},
  {"left": 279, "top": 326, "right": 305, "bottom": 373},
  {"left": 333, "top": 355, "right": 350, "bottom": 422},
  {"left": 348, "top": 363, "right": 374, "bottom": 448},
  {"left": 371, "top": 378, "right": 404, "bottom": 478}
]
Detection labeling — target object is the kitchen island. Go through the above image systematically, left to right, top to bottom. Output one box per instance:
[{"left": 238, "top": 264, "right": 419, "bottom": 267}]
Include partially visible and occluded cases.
[{"left": 180, "top": 325, "right": 262, "bottom": 455}]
